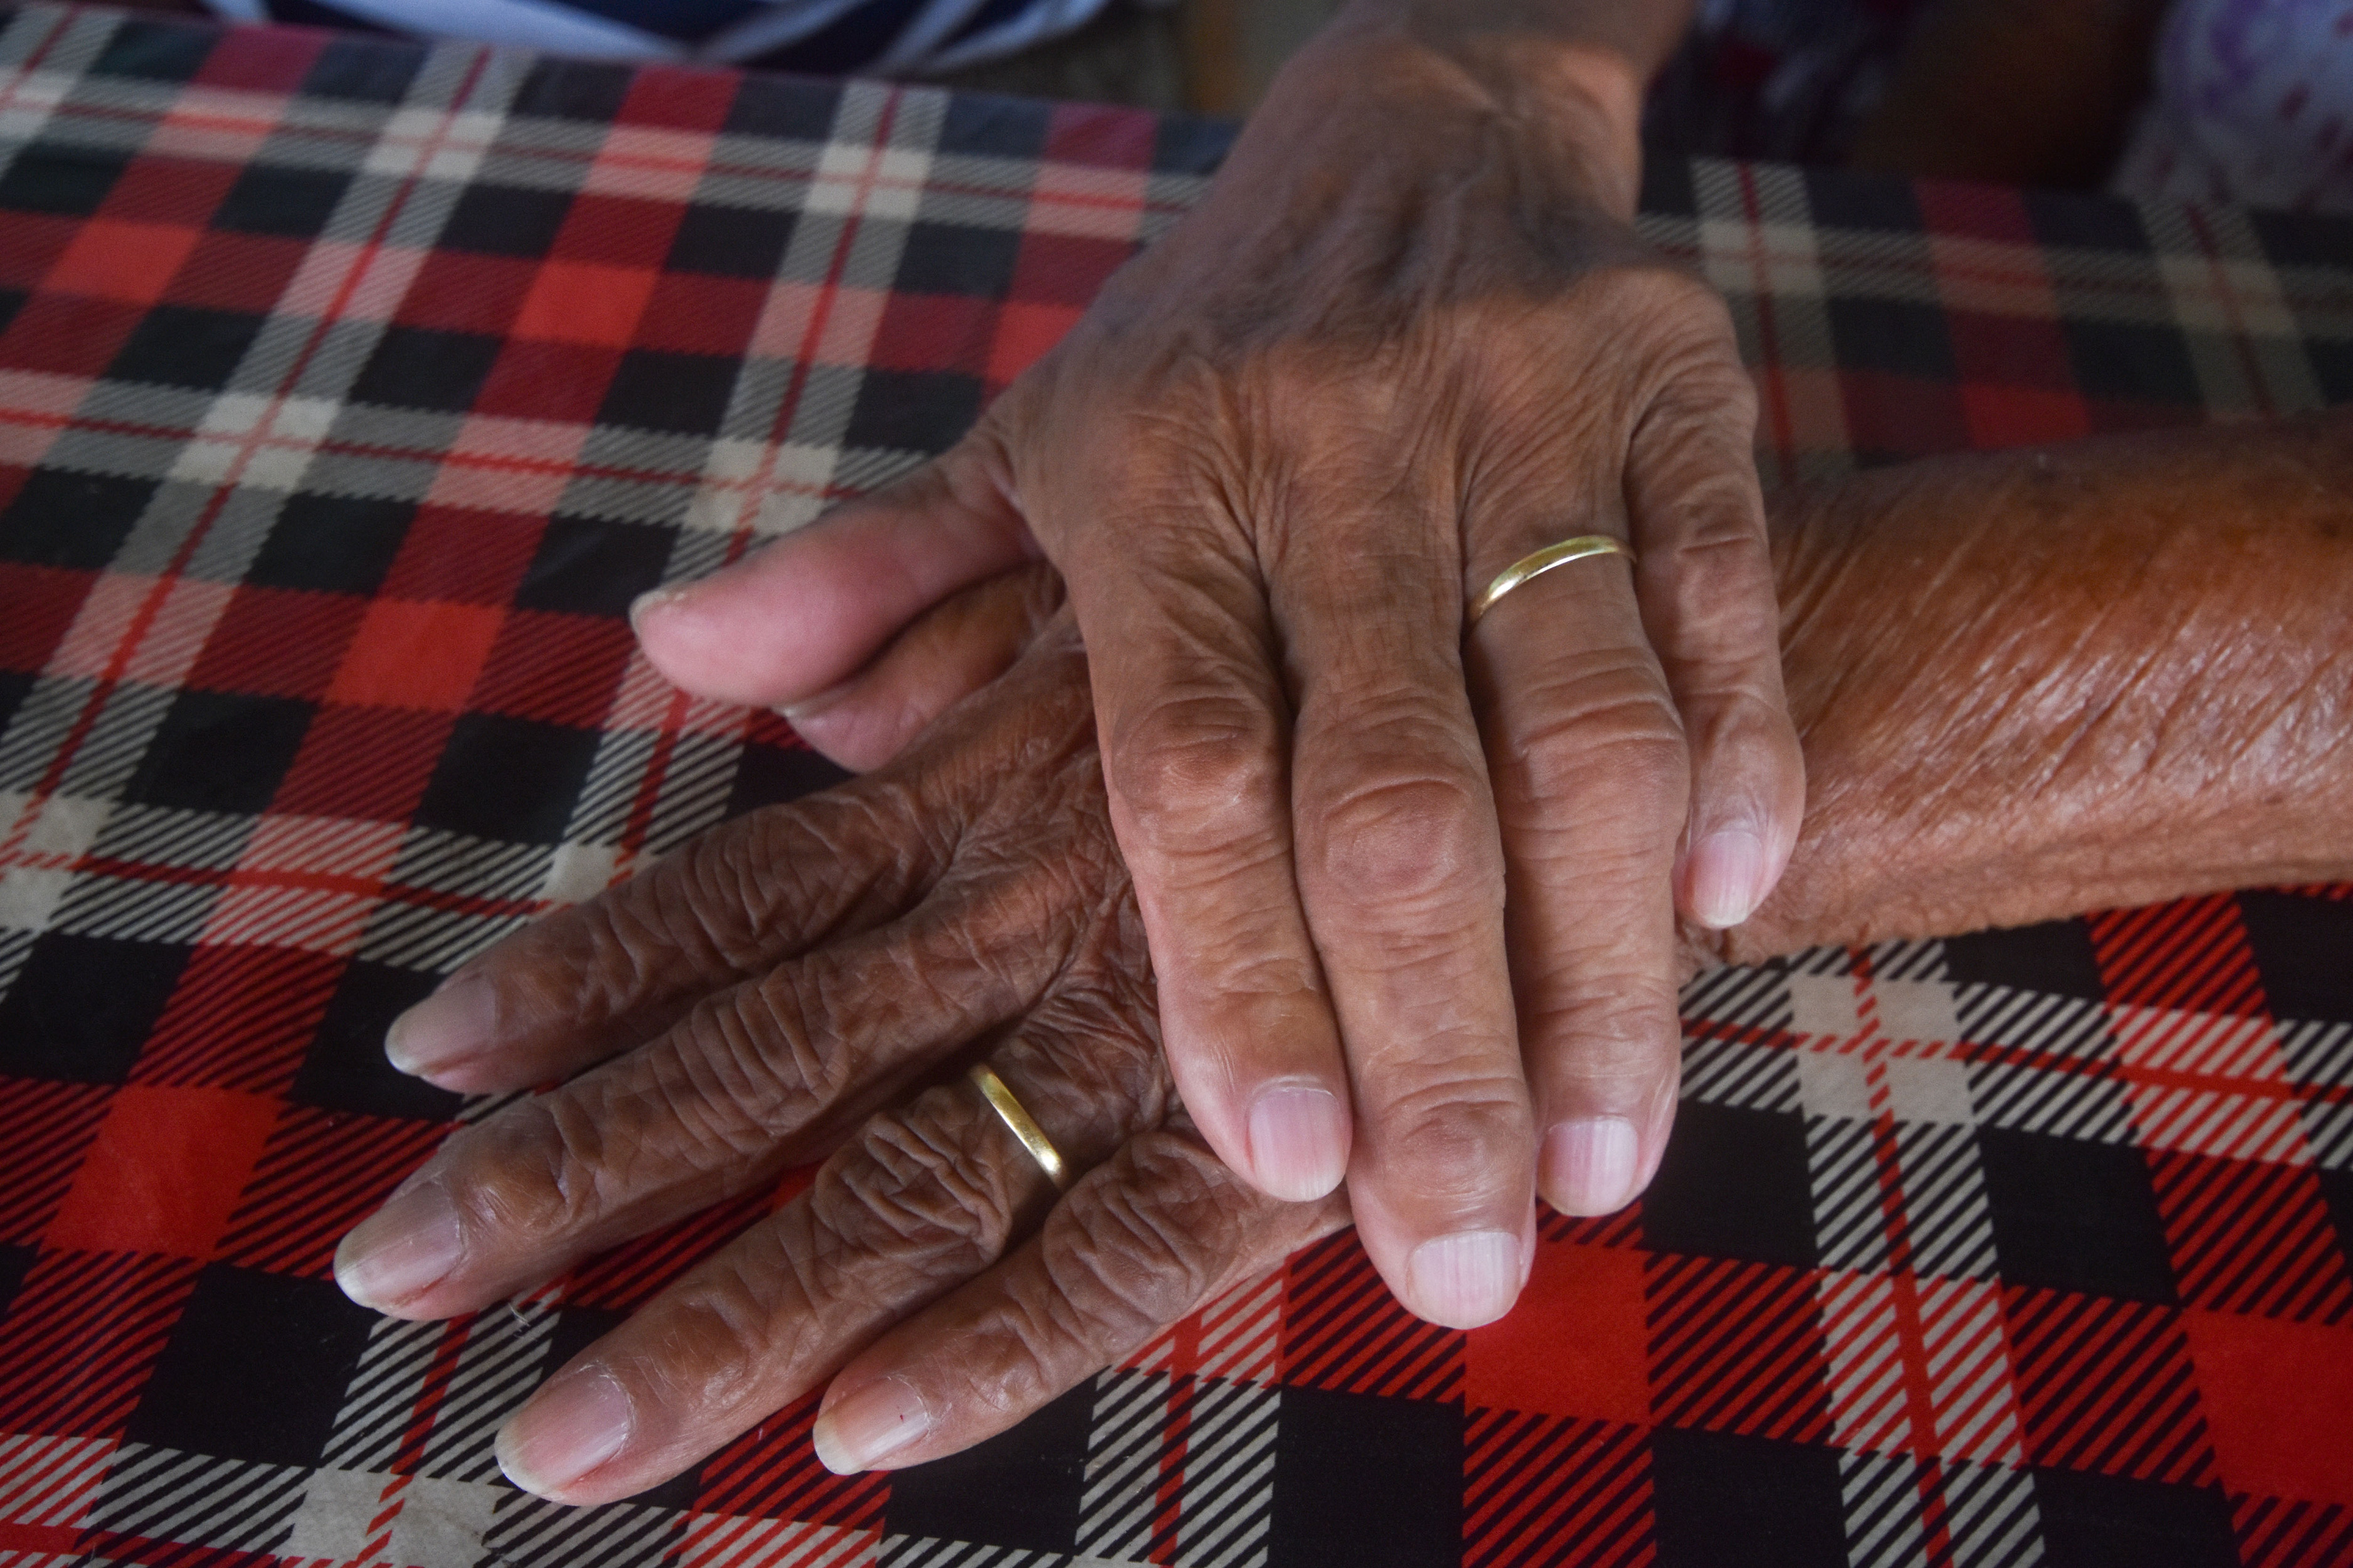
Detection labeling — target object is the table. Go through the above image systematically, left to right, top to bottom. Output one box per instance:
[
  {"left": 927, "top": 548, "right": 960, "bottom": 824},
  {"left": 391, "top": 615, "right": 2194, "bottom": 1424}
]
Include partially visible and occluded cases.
[{"left": 0, "top": 6, "right": 2349, "bottom": 1564}]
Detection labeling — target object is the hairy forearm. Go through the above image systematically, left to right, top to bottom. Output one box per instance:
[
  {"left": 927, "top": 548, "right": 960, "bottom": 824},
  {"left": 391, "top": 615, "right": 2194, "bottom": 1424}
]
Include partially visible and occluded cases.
[{"left": 1718, "top": 413, "right": 2353, "bottom": 965}]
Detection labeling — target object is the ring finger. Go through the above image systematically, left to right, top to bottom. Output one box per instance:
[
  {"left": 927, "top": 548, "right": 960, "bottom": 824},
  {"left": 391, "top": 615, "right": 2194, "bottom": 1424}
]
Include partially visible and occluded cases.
[{"left": 491, "top": 1024, "right": 1159, "bottom": 1503}]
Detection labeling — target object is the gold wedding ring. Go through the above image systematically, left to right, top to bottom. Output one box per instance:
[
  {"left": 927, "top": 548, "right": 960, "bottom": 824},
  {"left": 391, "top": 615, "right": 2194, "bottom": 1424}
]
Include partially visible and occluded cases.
[
  {"left": 1469, "top": 535, "right": 1637, "bottom": 627},
  {"left": 969, "top": 1062, "right": 1071, "bottom": 1191}
]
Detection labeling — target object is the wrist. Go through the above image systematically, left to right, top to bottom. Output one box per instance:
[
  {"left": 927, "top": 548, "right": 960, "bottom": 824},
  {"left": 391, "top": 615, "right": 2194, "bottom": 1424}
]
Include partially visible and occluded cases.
[{"left": 1273, "top": 10, "right": 1650, "bottom": 219}]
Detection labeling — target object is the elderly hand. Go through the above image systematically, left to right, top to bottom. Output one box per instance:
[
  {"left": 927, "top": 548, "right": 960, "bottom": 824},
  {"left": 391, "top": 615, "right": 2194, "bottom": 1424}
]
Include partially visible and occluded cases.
[
  {"left": 629, "top": 0, "right": 1802, "bottom": 1330},
  {"left": 344, "top": 415, "right": 2353, "bottom": 1505},
  {"left": 339, "top": 591, "right": 1346, "bottom": 1500}
]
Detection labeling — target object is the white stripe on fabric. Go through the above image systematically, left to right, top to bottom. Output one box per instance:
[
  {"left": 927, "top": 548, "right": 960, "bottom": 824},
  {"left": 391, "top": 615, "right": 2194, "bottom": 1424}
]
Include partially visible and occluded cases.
[
  {"left": 206, "top": 0, "right": 1119, "bottom": 75},
  {"left": 292, "top": 0, "right": 685, "bottom": 59}
]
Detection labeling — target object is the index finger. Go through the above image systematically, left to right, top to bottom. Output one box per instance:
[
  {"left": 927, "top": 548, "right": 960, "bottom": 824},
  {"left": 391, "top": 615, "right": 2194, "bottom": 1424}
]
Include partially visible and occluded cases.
[
  {"left": 1082, "top": 556, "right": 1357, "bottom": 1209},
  {"left": 386, "top": 633, "right": 1100, "bottom": 1092},
  {"left": 383, "top": 785, "right": 942, "bottom": 1092}
]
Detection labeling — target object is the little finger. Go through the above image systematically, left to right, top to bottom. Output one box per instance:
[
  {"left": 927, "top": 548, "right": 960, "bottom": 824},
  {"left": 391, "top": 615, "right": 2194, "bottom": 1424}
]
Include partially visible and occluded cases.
[
  {"left": 1627, "top": 351, "right": 1804, "bottom": 931},
  {"left": 490, "top": 1041, "right": 1150, "bottom": 1504},
  {"left": 816, "top": 1126, "right": 1348, "bottom": 1471}
]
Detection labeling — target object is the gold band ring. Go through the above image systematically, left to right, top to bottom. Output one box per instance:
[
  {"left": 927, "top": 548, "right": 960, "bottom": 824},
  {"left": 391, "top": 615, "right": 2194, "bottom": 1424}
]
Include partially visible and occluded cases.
[
  {"left": 1469, "top": 535, "right": 1637, "bottom": 627},
  {"left": 969, "top": 1062, "right": 1071, "bottom": 1191}
]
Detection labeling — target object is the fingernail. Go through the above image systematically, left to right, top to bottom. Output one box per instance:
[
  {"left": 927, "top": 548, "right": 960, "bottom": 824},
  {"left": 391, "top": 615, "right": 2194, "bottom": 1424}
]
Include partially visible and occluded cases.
[
  {"left": 626, "top": 585, "right": 686, "bottom": 635},
  {"left": 777, "top": 671, "right": 858, "bottom": 726},
  {"left": 777, "top": 695, "right": 833, "bottom": 726},
  {"left": 1687, "top": 828, "right": 1770, "bottom": 929},
  {"left": 385, "top": 972, "right": 495, "bottom": 1079},
  {"left": 1246, "top": 1086, "right": 1350, "bottom": 1202},
  {"left": 1542, "top": 1116, "right": 1640, "bottom": 1216},
  {"left": 334, "top": 1180, "right": 464, "bottom": 1310},
  {"left": 1406, "top": 1229, "right": 1524, "bottom": 1328},
  {"left": 496, "top": 1369, "right": 632, "bottom": 1498},
  {"left": 812, "top": 1376, "right": 931, "bottom": 1474}
]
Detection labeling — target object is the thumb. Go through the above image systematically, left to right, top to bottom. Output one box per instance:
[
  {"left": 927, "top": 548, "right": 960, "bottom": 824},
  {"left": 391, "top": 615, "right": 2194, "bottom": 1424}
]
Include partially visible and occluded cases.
[
  {"left": 634, "top": 434, "right": 1037, "bottom": 708},
  {"left": 787, "top": 566, "right": 1068, "bottom": 771}
]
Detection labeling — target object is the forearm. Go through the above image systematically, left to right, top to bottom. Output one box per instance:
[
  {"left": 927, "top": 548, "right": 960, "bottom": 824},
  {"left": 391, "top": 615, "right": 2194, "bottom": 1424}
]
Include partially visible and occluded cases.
[{"left": 1719, "top": 412, "right": 2353, "bottom": 965}]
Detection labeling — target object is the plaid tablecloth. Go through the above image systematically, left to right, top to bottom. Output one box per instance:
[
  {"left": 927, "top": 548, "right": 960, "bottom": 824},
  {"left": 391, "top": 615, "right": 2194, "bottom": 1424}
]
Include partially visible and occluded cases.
[{"left": 1, "top": 6, "right": 2350, "bottom": 1565}]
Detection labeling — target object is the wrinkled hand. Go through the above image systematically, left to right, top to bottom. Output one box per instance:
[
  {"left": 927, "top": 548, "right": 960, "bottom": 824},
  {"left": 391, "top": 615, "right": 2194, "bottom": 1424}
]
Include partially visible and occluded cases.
[
  {"left": 632, "top": 4, "right": 1803, "bottom": 1328},
  {"left": 346, "top": 415, "right": 2353, "bottom": 1507},
  {"left": 339, "top": 591, "right": 1344, "bottom": 1502}
]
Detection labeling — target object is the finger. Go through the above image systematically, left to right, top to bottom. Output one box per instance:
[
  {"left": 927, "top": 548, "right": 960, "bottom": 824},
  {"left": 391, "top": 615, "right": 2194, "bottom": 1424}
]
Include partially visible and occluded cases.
[
  {"left": 1625, "top": 358, "right": 1805, "bottom": 931},
  {"left": 634, "top": 430, "right": 1038, "bottom": 709},
  {"left": 1465, "top": 503, "right": 1689, "bottom": 1219},
  {"left": 1274, "top": 505, "right": 1536, "bottom": 1329},
  {"left": 1083, "top": 558, "right": 1356, "bottom": 1208},
  {"left": 788, "top": 564, "right": 1066, "bottom": 771},
  {"left": 385, "top": 624, "right": 1100, "bottom": 1093},
  {"left": 383, "top": 783, "right": 940, "bottom": 1092},
  {"left": 337, "top": 871, "right": 1089, "bottom": 1318},
  {"left": 489, "top": 1031, "right": 1156, "bottom": 1504},
  {"left": 814, "top": 1126, "right": 1349, "bottom": 1473}
]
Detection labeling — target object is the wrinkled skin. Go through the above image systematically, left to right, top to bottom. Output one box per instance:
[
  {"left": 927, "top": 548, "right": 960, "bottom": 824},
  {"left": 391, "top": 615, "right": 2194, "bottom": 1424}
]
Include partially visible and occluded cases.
[
  {"left": 625, "top": 0, "right": 1804, "bottom": 1328},
  {"left": 339, "top": 415, "right": 2353, "bottom": 1504},
  {"left": 339, "top": 592, "right": 1322, "bottom": 1500}
]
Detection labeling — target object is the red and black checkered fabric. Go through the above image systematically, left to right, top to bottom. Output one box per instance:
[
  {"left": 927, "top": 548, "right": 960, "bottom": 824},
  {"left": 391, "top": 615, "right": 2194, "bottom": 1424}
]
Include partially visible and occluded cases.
[{"left": 1, "top": 5, "right": 2350, "bottom": 1565}]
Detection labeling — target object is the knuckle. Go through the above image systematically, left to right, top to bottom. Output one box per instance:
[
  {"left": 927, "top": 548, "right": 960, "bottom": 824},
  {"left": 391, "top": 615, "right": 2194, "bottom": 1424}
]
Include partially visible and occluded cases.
[
  {"left": 1612, "top": 265, "right": 1741, "bottom": 348},
  {"left": 1243, "top": 341, "right": 1406, "bottom": 437},
  {"left": 1665, "top": 477, "right": 1771, "bottom": 559},
  {"left": 1659, "top": 527, "right": 1780, "bottom": 656},
  {"left": 1502, "top": 663, "right": 1689, "bottom": 835},
  {"left": 1682, "top": 683, "right": 1802, "bottom": 776},
  {"left": 1295, "top": 688, "right": 1489, "bottom": 906},
  {"left": 1107, "top": 691, "right": 1284, "bottom": 851},
  {"left": 1309, "top": 766, "right": 1492, "bottom": 912},
  {"left": 725, "top": 790, "right": 928, "bottom": 935},
  {"left": 670, "top": 810, "right": 824, "bottom": 970},
  {"left": 668, "top": 824, "right": 770, "bottom": 953},
  {"left": 482, "top": 889, "right": 676, "bottom": 1044},
  {"left": 537, "top": 899, "right": 659, "bottom": 1010},
  {"left": 730, "top": 973, "right": 846, "bottom": 1126},
  {"left": 1525, "top": 978, "right": 1685, "bottom": 1088},
  {"left": 659, "top": 987, "right": 830, "bottom": 1159},
  {"left": 1012, "top": 1004, "right": 1169, "bottom": 1140},
  {"left": 1368, "top": 1079, "right": 1535, "bottom": 1200},
  {"left": 816, "top": 1090, "right": 1012, "bottom": 1276},
  {"left": 456, "top": 1093, "right": 613, "bottom": 1245},
  {"left": 1030, "top": 1138, "right": 1245, "bottom": 1352},
  {"left": 1036, "top": 1182, "right": 1218, "bottom": 1353},
  {"left": 643, "top": 1229, "right": 820, "bottom": 1396}
]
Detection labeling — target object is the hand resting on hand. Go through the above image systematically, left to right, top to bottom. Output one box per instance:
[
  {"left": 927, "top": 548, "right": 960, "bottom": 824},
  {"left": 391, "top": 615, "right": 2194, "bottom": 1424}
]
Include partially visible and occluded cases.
[
  {"left": 634, "top": 1, "right": 1804, "bottom": 1317},
  {"left": 336, "top": 413, "right": 2353, "bottom": 1503}
]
